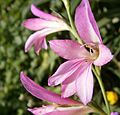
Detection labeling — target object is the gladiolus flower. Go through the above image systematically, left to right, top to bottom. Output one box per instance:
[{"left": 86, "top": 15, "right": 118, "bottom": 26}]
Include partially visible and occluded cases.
[
  {"left": 48, "top": 0, "right": 113, "bottom": 105},
  {"left": 23, "top": 4, "right": 70, "bottom": 55},
  {"left": 20, "top": 72, "right": 94, "bottom": 115}
]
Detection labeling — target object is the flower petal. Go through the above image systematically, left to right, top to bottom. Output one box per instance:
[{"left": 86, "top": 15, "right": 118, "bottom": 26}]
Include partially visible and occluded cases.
[
  {"left": 75, "top": 0, "right": 102, "bottom": 43},
  {"left": 31, "top": 4, "right": 59, "bottom": 21},
  {"left": 23, "top": 18, "right": 69, "bottom": 31},
  {"left": 23, "top": 18, "right": 47, "bottom": 31},
  {"left": 25, "top": 28, "right": 68, "bottom": 54},
  {"left": 25, "top": 31, "right": 46, "bottom": 54},
  {"left": 34, "top": 37, "right": 47, "bottom": 55},
  {"left": 42, "top": 38, "right": 48, "bottom": 49},
  {"left": 49, "top": 40, "right": 90, "bottom": 60},
  {"left": 94, "top": 44, "right": 113, "bottom": 66},
  {"left": 48, "top": 59, "right": 82, "bottom": 86},
  {"left": 61, "top": 60, "right": 91, "bottom": 98},
  {"left": 61, "top": 60, "right": 91, "bottom": 85},
  {"left": 76, "top": 64, "right": 94, "bottom": 105},
  {"left": 20, "top": 72, "right": 79, "bottom": 105},
  {"left": 62, "top": 80, "right": 76, "bottom": 98},
  {"left": 28, "top": 105, "right": 93, "bottom": 115},
  {"left": 28, "top": 106, "right": 55, "bottom": 115},
  {"left": 47, "top": 106, "right": 93, "bottom": 115},
  {"left": 110, "top": 112, "right": 119, "bottom": 115}
]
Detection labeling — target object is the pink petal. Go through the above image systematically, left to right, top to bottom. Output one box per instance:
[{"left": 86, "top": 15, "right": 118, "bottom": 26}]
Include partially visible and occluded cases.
[
  {"left": 75, "top": 0, "right": 102, "bottom": 43},
  {"left": 31, "top": 4, "right": 59, "bottom": 21},
  {"left": 23, "top": 18, "right": 69, "bottom": 31},
  {"left": 23, "top": 18, "right": 47, "bottom": 31},
  {"left": 25, "top": 28, "right": 67, "bottom": 54},
  {"left": 25, "top": 31, "right": 46, "bottom": 54},
  {"left": 34, "top": 37, "right": 47, "bottom": 55},
  {"left": 42, "top": 38, "right": 48, "bottom": 49},
  {"left": 49, "top": 40, "right": 90, "bottom": 60},
  {"left": 93, "top": 44, "right": 113, "bottom": 66},
  {"left": 48, "top": 59, "right": 83, "bottom": 86},
  {"left": 61, "top": 60, "right": 91, "bottom": 98},
  {"left": 61, "top": 60, "right": 90, "bottom": 85},
  {"left": 76, "top": 64, "right": 94, "bottom": 105},
  {"left": 20, "top": 72, "right": 79, "bottom": 105},
  {"left": 62, "top": 80, "right": 76, "bottom": 98},
  {"left": 28, "top": 105, "right": 93, "bottom": 115},
  {"left": 28, "top": 106, "right": 55, "bottom": 115},
  {"left": 47, "top": 106, "right": 93, "bottom": 115},
  {"left": 110, "top": 112, "right": 119, "bottom": 115}
]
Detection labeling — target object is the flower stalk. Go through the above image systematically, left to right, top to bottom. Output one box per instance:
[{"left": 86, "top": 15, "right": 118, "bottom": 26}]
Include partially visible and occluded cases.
[
  {"left": 62, "top": 0, "right": 83, "bottom": 44},
  {"left": 93, "top": 66, "right": 111, "bottom": 115},
  {"left": 89, "top": 102, "right": 107, "bottom": 115}
]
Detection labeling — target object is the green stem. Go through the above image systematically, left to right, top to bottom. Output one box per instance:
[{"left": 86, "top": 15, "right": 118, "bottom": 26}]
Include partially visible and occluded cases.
[
  {"left": 62, "top": 0, "right": 83, "bottom": 44},
  {"left": 93, "top": 66, "right": 111, "bottom": 115},
  {"left": 89, "top": 102, "right": 107, "bottom": 115}
]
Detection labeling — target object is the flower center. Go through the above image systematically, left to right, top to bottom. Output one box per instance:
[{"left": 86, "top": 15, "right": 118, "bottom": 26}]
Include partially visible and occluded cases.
[{"left": 84, "top": 43, "right": 99, "bottom": 60}]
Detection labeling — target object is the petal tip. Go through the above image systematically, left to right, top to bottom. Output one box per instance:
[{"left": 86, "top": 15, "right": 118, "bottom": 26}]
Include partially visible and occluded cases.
[
  {"left": 31, "top": 4, "right": 35, "bottom": 11},
  {"left": 22, "top": 20, "right": 31, "bottom": 29},
  {"left": 48, "top": 40, "right": 54, "bottom": 45},
  {"left": 24, "top": 46, "right": 28, "bottom": 53},
  {"left": 36, "top": 51, "right": 40, "bottom": 55},
  {"left": 20, "top": 71, "right": 24, "bottom": 76},
  {"left": 20, "top": 71, "right": 26, "bottom": 82},
  {"left": 48, "top": 77, "right": 57, "bottom": 86},
  {"left": 48, "top": 79, "right": 52, "bottom": 86},
  {"left": 48, "top": 80, "right": 53, "bottom": 86}
]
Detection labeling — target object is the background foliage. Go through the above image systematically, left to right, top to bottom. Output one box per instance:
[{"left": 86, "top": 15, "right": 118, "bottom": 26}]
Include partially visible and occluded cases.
[{"left": 0, "top": 0, "right": 120, "bottom": 114}]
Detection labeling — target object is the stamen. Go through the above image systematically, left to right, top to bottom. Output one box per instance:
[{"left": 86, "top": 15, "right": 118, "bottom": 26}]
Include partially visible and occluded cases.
[{"left": 84, "top": 43, "right": 99, "bottom": 60}]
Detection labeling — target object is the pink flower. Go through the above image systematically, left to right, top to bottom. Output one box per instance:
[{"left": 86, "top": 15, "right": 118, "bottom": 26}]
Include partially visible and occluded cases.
[
  {"left": 48, "top": 0, "right": 113, "bottom": 105},
  {"left": 23, "top": 4, "right": 70, "bottom": 55},
  {"left": 20, "top": 72, "right": 94, "bottom": 115},
  {"left": 110, "top": 112, "right": 119, "bottom": 115}
]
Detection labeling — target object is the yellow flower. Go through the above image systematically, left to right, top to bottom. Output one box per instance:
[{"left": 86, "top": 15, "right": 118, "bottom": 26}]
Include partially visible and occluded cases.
[{"left": 106, "top": 91, "right": 118, "bottom": 105}]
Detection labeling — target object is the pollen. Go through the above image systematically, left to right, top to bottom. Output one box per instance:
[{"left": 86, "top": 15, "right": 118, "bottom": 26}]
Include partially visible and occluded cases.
[{"left": 106, "top": 91, "right": 119, "bottom": 105}]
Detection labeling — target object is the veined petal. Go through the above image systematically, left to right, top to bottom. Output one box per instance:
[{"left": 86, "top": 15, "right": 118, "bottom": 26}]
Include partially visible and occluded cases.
[
  {"left": 75, "top": 0, "right": 102, "bottom": 43},
  {"left": 87, "top": 0, "right": 102, "bottom": 40},
  {"left": 31, "top": 4, "right": 59, "bottom": 21},
  {"left": 23, "top": 18, "right": 69, "bottom": 31},
  {"left": 23, "top": 18, "right": 47, "bottom": 31},
  {"left": 25, "top": 28, "right": 68, "bottom": 54},
  {"left": 25, "top": 32, "right": 45, "bottom": 54},
  {"left": 34, "top": 37, "right": 47, "bottom": 55},
  {"left": 42, "top": 38, "right": 48, "bottom": 49},
  {"left": 49, "top": 40, "right": 90, "bottom": 60},
  {"left": 93, "top": 44, "right": 113, "bottom": 66},
  {"left": 48, "top": 59, "right": 82, "bottom": 86},
  {"left": 61, "top": 60, "right": 91, "bottom": 98},
  {"left": 62, "top": 60, "right": 91, "bottom": 84},
  {"left": 76, "top": 64, "right": 94, "bottom": 105},
  {"left": 20, "top": 72, "right": 79, "bottom": 105},
  {"left": 62, "top": 80, "right": 76, "bottom": 98},
  {"left": 28, "top": 105, "right": 93, "bottom": 115},
  {"left": 28, "top": 106, "right": 55, "bottom": 115},
  {"left": 47, "top": 106, "right": 93, "bottom": 115}
]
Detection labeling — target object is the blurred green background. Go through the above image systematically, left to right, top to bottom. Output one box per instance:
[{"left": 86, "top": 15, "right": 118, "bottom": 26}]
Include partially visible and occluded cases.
[{"left": 0, "top": 0, "right": 120, "bottom": 114}]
